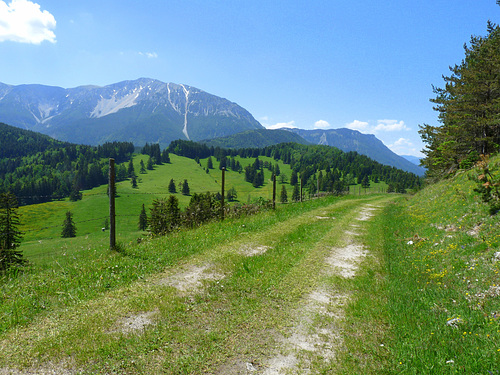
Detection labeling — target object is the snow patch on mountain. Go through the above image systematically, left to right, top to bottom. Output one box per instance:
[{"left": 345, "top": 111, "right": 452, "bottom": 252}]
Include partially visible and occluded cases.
[
  {"left": 180, "top": 84, "right": 190, "bottom": 140},
  {"left": 90, "top": 91, "right": 140, "bottom": 119},
  {"left": 29, "top": 103, "right": 58, "bottom": 124}
]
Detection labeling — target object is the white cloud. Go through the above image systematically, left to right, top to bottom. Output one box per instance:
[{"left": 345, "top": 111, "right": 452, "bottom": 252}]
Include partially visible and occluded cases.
[
  {"left": 0, "top": 0, "right": 56, "bottom": 44},
  {"left": 139, "top": 51, "right": 158, "bottom": 59},
  {"left": 345, "top": 118, "right": 410, "bottom": 134},
  {"left": 374, "top": 119, "right": 409, "bottom": 132},
  {"left": 266, "top": 120, "right": 296, "bottom": 130},
  {"left": 314, "top": 120, "right": 330, "bottom": 129},
  {"left": 345, "top": 120, "right": 369, "bottom": 132},
  {"left": 387, "top": 137, "right": 424, "bottom": 157},
  {"left": 390, "top": 137, "right": 413, "bottom": 148}
]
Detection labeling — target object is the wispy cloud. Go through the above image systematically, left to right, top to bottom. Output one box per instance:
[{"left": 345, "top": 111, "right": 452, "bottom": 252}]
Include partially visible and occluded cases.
[
  {"left": 0, "top": 0, "right": 56, "bottom": 44},
  {"left": 139, "top": 51, "right": 158, "bottom": 59},
  {"left": 314, "top": 120, "right": 330, "bottom": 129}
]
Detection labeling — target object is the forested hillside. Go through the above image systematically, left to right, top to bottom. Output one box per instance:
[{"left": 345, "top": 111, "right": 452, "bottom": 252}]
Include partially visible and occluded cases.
[
  {"left": 0, "top": 123, "right": 134, "bottom": 205},
  {"left": 168, "top": 140, "right": 422, "bottom": 192}
]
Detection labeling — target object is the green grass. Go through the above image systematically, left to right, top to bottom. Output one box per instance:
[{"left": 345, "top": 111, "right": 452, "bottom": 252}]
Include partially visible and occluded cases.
[
  {"left": 7, "top": 152, "right": 483, "bottom": 373},
  {"left": 337, "top": 157, "right": 500, "bottom": 374},
  {"left": 1, "top": 193, "right": 391, "bottom": 373}
]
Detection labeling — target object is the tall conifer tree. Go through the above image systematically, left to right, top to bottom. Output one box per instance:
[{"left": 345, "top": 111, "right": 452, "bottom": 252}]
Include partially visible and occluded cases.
[{"left": 0, "top": 193, "right": 24, "bottom": 271}]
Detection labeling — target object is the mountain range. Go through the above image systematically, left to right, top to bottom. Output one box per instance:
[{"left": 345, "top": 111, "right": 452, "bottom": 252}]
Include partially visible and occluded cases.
[
  {"left": 0, "top": 78, "right": 262, "bottom": 147},
  {"left": 0, "top": 78, "right": 425, "bottom": 176},
  {"left": 287, "top": 128, "right": 425, "bottom": 176}
]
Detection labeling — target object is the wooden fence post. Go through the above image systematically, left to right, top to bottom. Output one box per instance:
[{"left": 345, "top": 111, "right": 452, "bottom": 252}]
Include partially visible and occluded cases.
[
  {"left": 109, "top": 158, "right": 116, "bottom": 250},
  {"left": 221, "top": 167, "right": 225, "bottom": 221},
  {"left": 273, "top": 174, "right": 276, "bottom": 209},
  {"left": 300, "top": 178, "right": 303, "bottom": 202}
]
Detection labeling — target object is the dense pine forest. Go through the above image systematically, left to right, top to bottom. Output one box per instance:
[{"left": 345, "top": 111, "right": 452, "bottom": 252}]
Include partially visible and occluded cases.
[{"left": 0, "top": 123, "right": 134, "bottom": 205}]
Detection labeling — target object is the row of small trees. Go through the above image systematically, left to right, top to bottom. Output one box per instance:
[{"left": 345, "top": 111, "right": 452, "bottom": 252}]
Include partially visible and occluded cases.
[
  {"left": 141, "top": 191, "right": 277, "bottom": 237},
  {"left": 145, "top": 192, "right": 224, "bottom": 236}
]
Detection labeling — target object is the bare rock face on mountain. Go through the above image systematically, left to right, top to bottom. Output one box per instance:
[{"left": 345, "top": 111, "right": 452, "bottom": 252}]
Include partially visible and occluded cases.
[{"left": 0, "top": 78, "right": 263, "bottom": 147}]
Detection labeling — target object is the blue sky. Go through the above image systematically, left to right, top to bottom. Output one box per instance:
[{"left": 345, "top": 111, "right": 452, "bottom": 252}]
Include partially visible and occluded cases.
[{"left": 0, "top": 0, "right": 499, "bottom": 156}]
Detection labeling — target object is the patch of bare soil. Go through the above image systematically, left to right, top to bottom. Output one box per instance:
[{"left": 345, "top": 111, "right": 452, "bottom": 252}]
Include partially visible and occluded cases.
[
  {"left": 356, "top": 205, "right": 378, "bottom": 221},
  {"left": 325, "top": 244, "right": 368, "bottom": 278},
  {"left": 239, "top": 245, "right": 271, "bottom": 257},
  {"left": 155, "top": 263, "right": 225, "bottom": 294},
  {"left": 106, "top": 264, "right": 227, "bottom": 337},
  {"left": 111, "top": 310, "right": 158, "bottom": 334},
  {"left": 0, "top": 360, "right": 79, "bottom": 375}
]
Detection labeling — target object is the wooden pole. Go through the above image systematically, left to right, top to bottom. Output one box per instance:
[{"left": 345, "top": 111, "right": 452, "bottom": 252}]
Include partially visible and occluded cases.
[
  {"left": 109, "top": 158, "right": 116, "bottom": 250},
  {"left": 221, "top": 167, "right": 225, "bottom": 221},
  {"left": 272, "top": 174, "right": 276, "bottom": 209},
  {"left": 300, "top": 178, "right": 303, "bottom": 202}
]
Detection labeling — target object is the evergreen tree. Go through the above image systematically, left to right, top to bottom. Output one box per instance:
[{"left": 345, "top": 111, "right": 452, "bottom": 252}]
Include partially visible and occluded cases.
[
  {"left": 420, "top": 23, "right": 500, "bottom": 177},
  {"left": 162, "top": 149, "right": 170, "bottom": 163},
  {"left": 219, "top": 155, "right": 227, "bottom": 170},
  {"left": 146, "top": 156, "right": 154, "bottom": 170},
  {"left": 207, "top": 156, "right": 214, "bottom": 169},
  {"left": 127, "top": 159, "right": 135, "bottom": 178},
  {"left": 139, "top": 159, "right": 146, "bottom": 174},
  {"left": 274, "top": 163, "right": 281, "bottom": 176},
  {"left": 116, "top": 164, "right": 127, "bottom": 181},
  {"left": 290, "top": 170, "right": 298, "bottom": 186},
  {"left": 252, "top": 171, "right": 264, "bottom": 188},
  {"left": 279, "top": 173, "right": 287, "bottom": 184},
  {"left": 131, "top": 175, "right": 138, "bottom": 188},
  {"left": 361, "top": 175, "right": 370, "bottom": 189},
  {"left": 308, "top": 177, "right": 317, "bottom": 196},
  {"left": 168, "top": 178, "right": 176, "bottom": 193},
  {"left": 182, "top": 179, "right": 190, "bottom": 195},
  {"left": 69, "top": 182, "right": 82, "bottom": 201},
  {"left": 292, "top": 184, "right": 301, "bottom": 202},
  {"left": 280, "top": 185, "right": 288, "bottom": 203},
  {"left": 226, "top": 186, "right": 237, "bottom": 202},
  {"left": 0, "top": 193, "right": 24, "bottom": 271},
  {"left": 149, "top": 196, "right": 180, "bottom": 236},
  {"left": 138, "top": 204, "right": 148, "bottom": 231},
  {"left": 61, "top": 211, "right": 76, "bottom": 238}
]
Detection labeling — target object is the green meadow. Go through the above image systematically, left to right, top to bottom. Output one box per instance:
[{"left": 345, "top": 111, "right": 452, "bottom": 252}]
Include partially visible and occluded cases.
[{"left": 2, "top": 153, "right": 498, "bottom": 373}]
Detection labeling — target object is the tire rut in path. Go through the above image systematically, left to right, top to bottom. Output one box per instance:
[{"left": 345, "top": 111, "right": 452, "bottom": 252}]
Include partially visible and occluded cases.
[{"left": 258, "top": 202, "right": 383, "bottom": 374}]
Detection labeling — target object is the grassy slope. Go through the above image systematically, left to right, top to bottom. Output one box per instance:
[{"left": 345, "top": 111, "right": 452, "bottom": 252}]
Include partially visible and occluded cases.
[
  {"left": 7, "top": 152, "right": 495, "bottom": 373},
  {"left": 338, "top": 156, "right": 500, "bottom": 374},
  {"left": 0, "top": 192, "right": 393, "bottom": 373}
]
